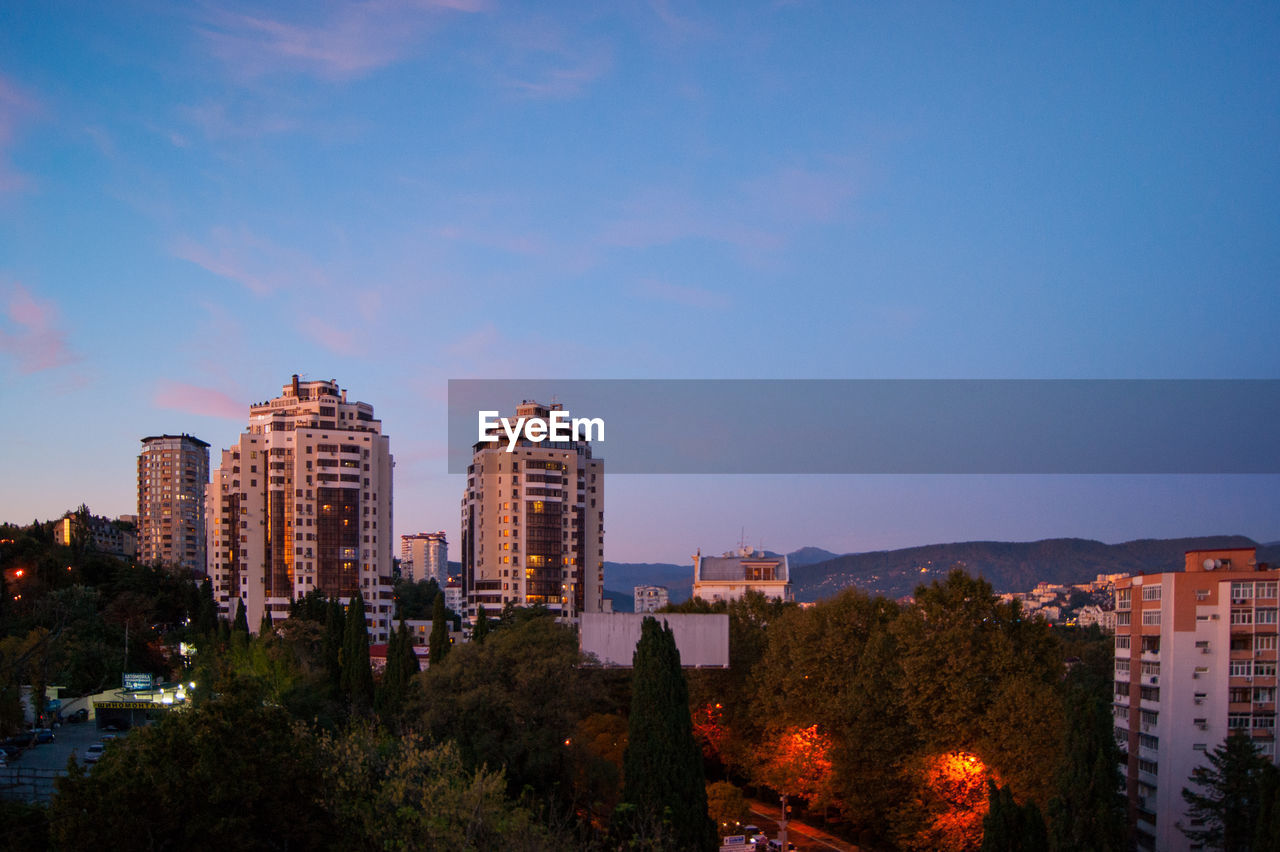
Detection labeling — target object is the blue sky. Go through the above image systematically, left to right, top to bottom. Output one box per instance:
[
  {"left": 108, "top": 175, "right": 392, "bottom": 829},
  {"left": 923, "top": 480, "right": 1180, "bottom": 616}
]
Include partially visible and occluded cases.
[{"left": 1, "top": 1, "right": 1277, "bottom": 564}]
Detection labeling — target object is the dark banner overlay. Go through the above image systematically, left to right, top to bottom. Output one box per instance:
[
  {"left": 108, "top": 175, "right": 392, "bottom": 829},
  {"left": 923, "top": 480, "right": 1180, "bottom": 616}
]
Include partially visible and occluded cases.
[{"left": 447, "top": 380, "right": 1280, "bottom": 475}]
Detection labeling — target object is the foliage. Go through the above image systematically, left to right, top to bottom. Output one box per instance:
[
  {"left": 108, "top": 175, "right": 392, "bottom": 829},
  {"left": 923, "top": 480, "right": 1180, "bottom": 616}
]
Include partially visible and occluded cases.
[
  {"left": 394, "top": 576, "right": 441, "bottom": 620},
  {"left": 429, "top": 591, "right": 450, "bottom": 665},
  {"left": 341, "top": 592, "right": 374, "bottom": 712},
  {"left": 473, "top": 604, "right": 491, "bottom": 643},
  {"left": 412, "top": 609, "right": 601, "bottom": 809},
  {"left": 622, "top": 617, "right": 716, "bottom": 851},
  {"left": 376, "top": 618, "right": 420, "bottom": 722},
  {"left": 1046, "top": 664, "right": 1127, "bottom": 851},
  {"left": 51, "top": 684, "right": 334, "bottom": 849},
  {"left": 322, "top": 725, "right": 558, "bottom": 851},
  {"left": 1180, "top": 732, "right": 1274, "bottom": 851},
  {"left": 706, "top": 781, "right": 750, "bottom": 834},
  {"left": 980, "top": 781, "right": 1047, "bottom": 852},
  {"left": 0, "top": 800, "right": 50, "bottom": 851}
]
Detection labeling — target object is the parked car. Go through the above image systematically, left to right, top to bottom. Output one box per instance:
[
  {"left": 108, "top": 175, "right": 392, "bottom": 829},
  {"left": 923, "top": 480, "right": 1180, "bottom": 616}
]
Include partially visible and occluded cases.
[
  {"left": 67, "top": 708, "right": 89, "bottom": 723},
  {"left": 27, "top": 728, "right": 55, "bottom": 744},
  {"left": 83, "top": 742, "right": 106, "bottom": 764},
  {"left": 0, "top": 744, "right": 20, "bottom": 761}
]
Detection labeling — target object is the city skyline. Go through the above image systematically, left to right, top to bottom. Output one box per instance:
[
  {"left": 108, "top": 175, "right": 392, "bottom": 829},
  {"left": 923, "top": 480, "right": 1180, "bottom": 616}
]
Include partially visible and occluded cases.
[{"left": 1, "top": 3, "right": 1278, "bottom": 563}]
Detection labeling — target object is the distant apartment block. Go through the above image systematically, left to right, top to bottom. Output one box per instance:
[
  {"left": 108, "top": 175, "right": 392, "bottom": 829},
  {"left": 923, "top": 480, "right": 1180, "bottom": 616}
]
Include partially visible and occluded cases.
[
  {"left": 206, "top": 376, "right": 394, "bottom": 641},
  {"left": 461, "top": 400, "right": 603, "bottom": 621},
  {"left": 138, "top": 434, "right": 209, "bottom": 574},
  {"left": 54, "top": 513, "right": 137, "bottom": 559},
  {"left": 400, "top": 531, "right": 448, "bottom": 585},
  {"left": 692, "top": 546, "right": 792, "bottom": 603},
  {"left": 1113, "top": 548, "right": 1279, "bottom": 852},
  {"left": 444, "top": 579, "right": 463, "bottom": 615},
  {"left": 634, "top": 584, "right": 669, "bottom": 613}
]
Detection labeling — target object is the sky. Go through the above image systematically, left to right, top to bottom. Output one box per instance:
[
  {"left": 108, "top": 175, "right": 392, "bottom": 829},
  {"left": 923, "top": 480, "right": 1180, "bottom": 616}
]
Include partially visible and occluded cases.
[{"left": 1, "top": 1, "right": 1278, "bottom": 566}]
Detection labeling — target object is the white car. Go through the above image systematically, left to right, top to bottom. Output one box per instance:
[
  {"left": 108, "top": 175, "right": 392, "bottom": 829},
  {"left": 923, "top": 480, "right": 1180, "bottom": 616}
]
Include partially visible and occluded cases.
[{"left": 83, "top": 743, "right": 106, "bottom": 764}]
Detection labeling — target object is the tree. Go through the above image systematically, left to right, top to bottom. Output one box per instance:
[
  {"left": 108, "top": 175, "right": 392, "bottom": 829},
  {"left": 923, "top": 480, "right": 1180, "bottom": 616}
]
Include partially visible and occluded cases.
[
  {"left": 194, "top": 578, "right": 218, "bottom": 636},
  {"left": 341, "top": 592, "right": 374, "bottom": 711},
  {"left": 429, "top": 592, "right": 450, "bottom": 666},
  {"left": 323, "top": 594, "right": 344, "bottom": 695},
  {"left": 232, "top": 598, "right": 250, "bottom": 638},
  {"left": 473, "top": 605, "right": 490, "bottom": 644},
  {"left": 258, "top": 607, "right": 274, "bottom": 637},
  {"left": 621, "top": 617, "right": 716, "bottom": 851},
  {"left": 377, "top": 619, "right": 419, "bottom": 721},
  {"left": 1046, "top": 669, "right": 1127, "bottom": 851},
  {"left": 51, "top": 684, "right": 334, "bottom": 849},
  {"left": 1181, "top": 732, "right": 1273, "bottom": 851},
  {"left": 706, "top": 781, "right": 749, "bottom": 835},
  {"left": 981, "top": 781, "right": 1048, "bottom": 852}
]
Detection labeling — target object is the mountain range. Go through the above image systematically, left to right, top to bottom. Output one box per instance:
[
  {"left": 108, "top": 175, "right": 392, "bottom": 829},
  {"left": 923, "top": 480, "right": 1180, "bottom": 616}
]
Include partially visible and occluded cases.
[{"left": 603, "top": 536, "right": 1280, "bottom": 609}]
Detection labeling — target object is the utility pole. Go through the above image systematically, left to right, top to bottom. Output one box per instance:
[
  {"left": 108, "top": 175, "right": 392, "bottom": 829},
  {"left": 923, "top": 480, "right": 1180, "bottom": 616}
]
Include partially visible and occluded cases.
[{"left": 779, "top": 791, "right": 788, "bottom": 851}]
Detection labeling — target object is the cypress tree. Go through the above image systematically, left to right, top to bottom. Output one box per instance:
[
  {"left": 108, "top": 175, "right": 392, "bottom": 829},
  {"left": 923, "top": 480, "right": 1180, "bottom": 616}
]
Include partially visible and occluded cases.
[
  {"left": 194, "top": 579, "right": 217, "bottom": 636},
  {"left": 341, "top": 592, "right": 374, "bottom": 711},
  {"left": 429, "top": 593, "right": 450, "bottom": 666},
  {"left": 323, "top": 595, "right": 344, "bottom": 695},
  {"left": 232, "top": 599, "right": 250, "bottom": 637},
  {"left": 473, "top": 605, "right": 490, "bottom": 644},
  {"left": 258, "top": 607, "right": 274, "bottom": 638},
  {"left": 621, "top": 616, "right": 716, "bottom": 851},
  {"left": 378, "top": 619, "right": 420, "bottom": 721},
  {"left": 1047, "top": 676, "right": 1128, "bottom": 851},
  {"left": 982, "top": 782, "right": 1047, "bottom": 852}
]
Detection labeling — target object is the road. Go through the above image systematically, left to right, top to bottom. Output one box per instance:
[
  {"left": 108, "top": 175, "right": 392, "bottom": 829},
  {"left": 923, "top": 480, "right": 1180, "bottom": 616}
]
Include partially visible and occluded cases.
[{"left": 743, "top": 799, "right": 858, "bottom": 852}]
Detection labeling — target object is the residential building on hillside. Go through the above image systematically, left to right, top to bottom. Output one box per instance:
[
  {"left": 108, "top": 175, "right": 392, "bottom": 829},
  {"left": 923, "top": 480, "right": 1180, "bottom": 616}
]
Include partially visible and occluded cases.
[
  {"left": 206, "top": 376, "right": 394, "bottom": 641},
  {"left": 460, "top": 400, "right": 603, "bottom": 622},
  {"left": 138, "top": 434, "right": 209, "bottom": 574},
  {"left": 54, "top": 513, "right": 137, "bottom": 559},
  {"left": 400, "top": 531, "right": 448, "bottom": 584},
  {"left": 692, "top": 546, "right": 792, "bottom": 603},
  {"left": 1113, "top": 548, "right": 1279, "bottom": 852},
  {"left": 634, "top": 584, "right": 669, "bottom": 613}
]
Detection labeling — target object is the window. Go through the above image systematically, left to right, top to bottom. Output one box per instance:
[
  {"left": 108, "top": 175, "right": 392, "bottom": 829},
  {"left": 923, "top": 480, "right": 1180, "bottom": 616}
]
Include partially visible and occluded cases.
[
  {"left": 1233, "top": 581, "right": 1255, "bottom": 601},
  {"left": 1259, "top": 581, "right": 1279, "bottom": 599},
  {"left": 1142, "top": 584, "right": 1162, "bottom": 601},
  {"left": 1116, "top": 588, "right": 1132, "bottom": 610},
  {"left": 1259, "top": 608, "right": 1279, "bottom": 625},
  {"left": 1232, "top": 609, "right": 1255, "bottom": 625},
  {"left": 1142, "top": 610, "right": 1162, "bottom": 626},
  {"left": 1117, "top": 612, "right": 1132, "bottom": 626},
  {"left": 1116, "top": 635, "right": 1131, "bottom": 650},
  {"left": 1258, "top": 635, "right": 1278, "bottom": 651},
  {"left": 1116, "top": 659, "right": 1131, "bottom": 675},
  {"left": 1230, "top": 660, "right": 1253, "bottom": 678},
  {"left": 1141, "top": 661, "right": 1160, "bottom": 676},
  {"left": 1258, "top": 662, "right": 1278, "bottom": 677},
  {"left": 1228, "top": 714, "right": 1251, "bottom": 730}
]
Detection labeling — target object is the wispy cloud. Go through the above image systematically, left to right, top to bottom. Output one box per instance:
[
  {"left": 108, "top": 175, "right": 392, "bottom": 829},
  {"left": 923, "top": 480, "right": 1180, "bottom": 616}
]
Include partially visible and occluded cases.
[
  {"left": 196, "top": 0, "right": 484, "bottom": 80},
  {"left": 502, "top": 46, "right": 613, "bottom": 99},
  {"left": 0, "top": 75, "right": 39, "bottom": 194},
  {"left": 598, "top": 160, "right": 860, "bottom": 257},
  {"left": 172, "top": 226, "right": 329, "bottom": 295},
  {"left": 635, "top": 278, "right": 731, "bottom": 310},
  {"left": 0, "top": 282, "right": 79, "bottom": 373},
  {"left": 298, "top": 315, "right": 359, "bottom": 357},
  {"left": 152, "top": 380, "right": 245, "bottom": 419}
]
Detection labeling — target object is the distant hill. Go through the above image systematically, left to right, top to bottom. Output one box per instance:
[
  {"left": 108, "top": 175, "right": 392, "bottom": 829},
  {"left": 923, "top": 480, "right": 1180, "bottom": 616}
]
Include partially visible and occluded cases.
[
  {"left": 793, "top": 535, "right": 1265, "bottom": 601},
  {"left": 787, "top": 546, "right": 841, "bottom": 567},
  {"left": 603, "top": 562, "right": 692, "bottom": 604},
  {"left": 603, "top": 588, "right": 634, "bottom": 613}
]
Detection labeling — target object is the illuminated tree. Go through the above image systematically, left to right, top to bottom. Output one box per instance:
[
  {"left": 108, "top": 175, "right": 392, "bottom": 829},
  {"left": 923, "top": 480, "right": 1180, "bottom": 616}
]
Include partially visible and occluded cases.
[
  {"left": 753, "top": 724, "right": 835, "bottom": 807},
  {"left": 895, "top": 751, "right": 995, "bottom": 852}
]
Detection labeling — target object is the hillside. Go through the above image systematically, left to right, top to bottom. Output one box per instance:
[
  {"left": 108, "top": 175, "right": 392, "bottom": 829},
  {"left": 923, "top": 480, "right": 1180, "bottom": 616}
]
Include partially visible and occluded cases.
[{"left": 793, "top": 535, "right": 1267, "bottom": 601}]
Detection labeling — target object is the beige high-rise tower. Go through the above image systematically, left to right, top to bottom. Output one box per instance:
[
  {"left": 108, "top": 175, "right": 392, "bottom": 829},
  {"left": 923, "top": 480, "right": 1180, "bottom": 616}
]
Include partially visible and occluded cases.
[
  {"left": 206, "top": 376, "right": 394, "bottom": 640},
  {"left": 460, "top": 400, "right": 603, "bottom": 622},
  {"left": 138, "top": 434, "right": 210, "bottom": 574}
]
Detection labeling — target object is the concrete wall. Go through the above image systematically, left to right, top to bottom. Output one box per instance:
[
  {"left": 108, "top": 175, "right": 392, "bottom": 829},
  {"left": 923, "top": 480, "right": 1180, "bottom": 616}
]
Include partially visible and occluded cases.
[{"left": 580, "top": 612, "right": 729, "bottom": 668}]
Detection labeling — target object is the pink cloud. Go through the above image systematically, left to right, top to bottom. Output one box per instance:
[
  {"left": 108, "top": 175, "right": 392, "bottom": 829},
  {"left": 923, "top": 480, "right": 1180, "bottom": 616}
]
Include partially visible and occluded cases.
[
  {"left": 197, "top": 0, "right": 484, "bottom": 80},
  {"left": 172, "top": 226, "right": 329, "bottom": 295},
  {"left": 0, "top": 283, "right": 79, "bottom": 373},
  {"left": 298, "top": 315, "right": 359, "bottom": 357},
  {"left": 152, "top": 381, "right": 245, "bottom": 420}
]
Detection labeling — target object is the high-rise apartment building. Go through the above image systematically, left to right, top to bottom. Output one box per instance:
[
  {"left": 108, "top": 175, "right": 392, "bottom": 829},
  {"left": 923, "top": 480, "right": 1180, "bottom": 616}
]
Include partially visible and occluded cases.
[
  {"left": 206, "top": 376, "right": 394, "bottom": 641},
  {"left": 460, "top": 400, "right": 603, "bottom": 621},
  {"left": 138, "top": 434, "right": 209, "bottom": 574},
  {"left": 400, "top": 531, "right": 448, "bottom": 584},
  {"left": 1113, "top": 548, "right": 1279, "bottom": 851}
]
